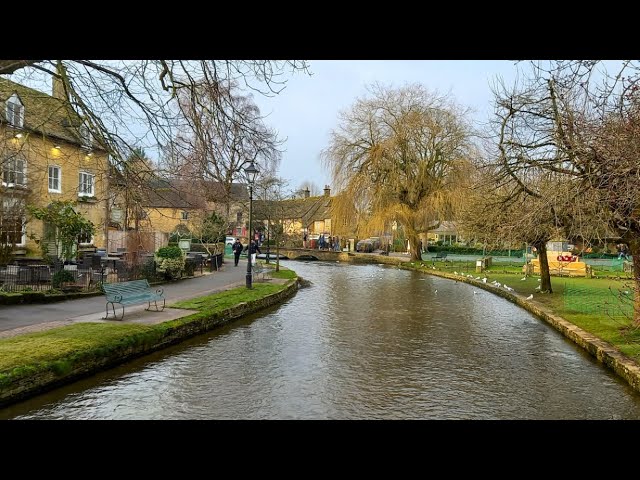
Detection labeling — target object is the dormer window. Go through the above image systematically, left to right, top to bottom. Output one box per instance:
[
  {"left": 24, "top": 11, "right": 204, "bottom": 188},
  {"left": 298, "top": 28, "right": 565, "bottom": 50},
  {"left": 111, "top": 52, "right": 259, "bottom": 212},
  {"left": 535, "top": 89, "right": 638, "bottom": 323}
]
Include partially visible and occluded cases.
[
  {"left": 6, "top": 94, "right": 24, "bottom": 128},
  {"left": 79, "top": 124, "right": 92, "bottom": 150}
]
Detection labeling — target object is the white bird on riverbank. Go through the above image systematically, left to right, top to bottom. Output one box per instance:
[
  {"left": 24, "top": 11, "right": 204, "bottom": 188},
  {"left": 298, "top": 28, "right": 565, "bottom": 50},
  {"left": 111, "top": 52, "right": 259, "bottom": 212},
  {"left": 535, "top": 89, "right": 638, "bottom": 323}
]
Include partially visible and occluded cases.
[
  {"left": 520, "top": 277, "right": 527, "bottom": 281},
  {"left": 526, "top": 294, "right": 533, "bottom": 300}
]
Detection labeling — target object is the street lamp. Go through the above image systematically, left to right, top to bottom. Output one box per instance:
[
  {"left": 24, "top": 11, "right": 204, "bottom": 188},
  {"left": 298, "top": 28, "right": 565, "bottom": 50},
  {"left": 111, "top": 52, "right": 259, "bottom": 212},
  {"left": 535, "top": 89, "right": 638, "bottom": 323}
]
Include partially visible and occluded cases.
[{"left": 245, "top": 161, "right": 259, "bottom": 289}]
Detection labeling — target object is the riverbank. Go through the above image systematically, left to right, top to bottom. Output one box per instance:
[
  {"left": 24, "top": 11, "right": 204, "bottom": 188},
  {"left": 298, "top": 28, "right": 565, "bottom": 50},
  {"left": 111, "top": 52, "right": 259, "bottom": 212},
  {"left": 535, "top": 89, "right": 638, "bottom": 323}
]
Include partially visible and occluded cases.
[{"left": 0, "top": 268, "right": 299, "bottom": 407}]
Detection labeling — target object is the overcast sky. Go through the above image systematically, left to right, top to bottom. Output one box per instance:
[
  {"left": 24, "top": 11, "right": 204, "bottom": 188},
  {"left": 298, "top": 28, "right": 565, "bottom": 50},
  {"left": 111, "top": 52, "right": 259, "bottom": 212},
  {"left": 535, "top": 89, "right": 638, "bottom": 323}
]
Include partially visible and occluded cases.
[{"left": 253, "top": 60, "right": 523, "bottom": 193}]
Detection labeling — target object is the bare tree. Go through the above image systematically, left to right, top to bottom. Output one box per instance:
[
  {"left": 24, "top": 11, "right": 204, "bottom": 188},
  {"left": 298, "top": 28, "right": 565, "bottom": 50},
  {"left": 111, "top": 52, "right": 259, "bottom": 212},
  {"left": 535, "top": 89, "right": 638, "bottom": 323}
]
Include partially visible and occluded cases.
[
  {"left": 2, "top": 60, "right": 308, "bottom": 190},
  {"left": 491, "top": 61, "right": 640, "bottom": 323},
  {"left": 161, "top": 81, "right": 282, "bottom": 222},
  {"left": 323, "top": 83, "right": 474, "bottom": 261},
  {"left": 253, "top": 175, "right": 289, "bottom": 271}
]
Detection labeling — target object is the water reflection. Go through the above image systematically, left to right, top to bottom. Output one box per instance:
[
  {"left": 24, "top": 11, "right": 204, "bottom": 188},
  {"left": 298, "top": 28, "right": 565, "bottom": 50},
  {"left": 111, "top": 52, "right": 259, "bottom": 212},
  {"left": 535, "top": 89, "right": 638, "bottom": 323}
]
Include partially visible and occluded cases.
[{"left": 3, "top": 261, "right": 640, "bottom": 419}]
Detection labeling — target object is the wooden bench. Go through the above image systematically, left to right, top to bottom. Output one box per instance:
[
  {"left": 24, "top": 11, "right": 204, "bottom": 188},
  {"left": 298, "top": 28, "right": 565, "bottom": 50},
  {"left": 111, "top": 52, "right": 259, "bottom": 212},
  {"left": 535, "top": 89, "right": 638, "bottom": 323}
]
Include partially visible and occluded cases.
[
  {"left": 431, "top": 252, "right": 448, "bottom": 261},
  {"left": 252, "top": 263, "right": 273, "bottom": 282},
  {"left": 102, "top": 279, "right": 165, "bottom": 320}
]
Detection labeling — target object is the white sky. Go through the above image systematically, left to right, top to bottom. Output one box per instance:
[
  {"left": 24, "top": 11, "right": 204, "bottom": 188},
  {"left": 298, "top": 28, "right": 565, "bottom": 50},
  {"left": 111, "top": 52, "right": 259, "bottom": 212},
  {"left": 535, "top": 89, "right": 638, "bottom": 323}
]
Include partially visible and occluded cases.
[{"left": 253, "top": 60, "right": 523, "bottom": 192}]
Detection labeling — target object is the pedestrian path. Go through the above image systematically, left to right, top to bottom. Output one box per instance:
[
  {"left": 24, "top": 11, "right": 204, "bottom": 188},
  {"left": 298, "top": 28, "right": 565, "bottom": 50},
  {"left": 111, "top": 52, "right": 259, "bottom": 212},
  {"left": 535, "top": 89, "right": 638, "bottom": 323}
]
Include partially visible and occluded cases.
[{"left": 0, "top": 262, "right": 252, "bottom": 338}]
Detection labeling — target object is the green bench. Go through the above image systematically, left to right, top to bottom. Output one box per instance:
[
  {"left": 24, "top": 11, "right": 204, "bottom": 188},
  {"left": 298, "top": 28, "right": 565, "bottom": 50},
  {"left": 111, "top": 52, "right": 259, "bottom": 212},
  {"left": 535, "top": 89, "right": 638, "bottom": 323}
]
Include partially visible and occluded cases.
[{"left": 102, "top": 279, "right": 165, "bottom": 320}]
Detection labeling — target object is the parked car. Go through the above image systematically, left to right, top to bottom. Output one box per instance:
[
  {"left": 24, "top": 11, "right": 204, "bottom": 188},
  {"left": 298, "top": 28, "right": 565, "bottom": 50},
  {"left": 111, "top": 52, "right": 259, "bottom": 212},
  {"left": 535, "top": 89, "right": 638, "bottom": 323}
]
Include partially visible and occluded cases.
[
  {"left": 226, "top": 236, "right": 236, "bottom": 247},
  {"left": 356, "top": 239, "right": 374, "bottom": 253}
]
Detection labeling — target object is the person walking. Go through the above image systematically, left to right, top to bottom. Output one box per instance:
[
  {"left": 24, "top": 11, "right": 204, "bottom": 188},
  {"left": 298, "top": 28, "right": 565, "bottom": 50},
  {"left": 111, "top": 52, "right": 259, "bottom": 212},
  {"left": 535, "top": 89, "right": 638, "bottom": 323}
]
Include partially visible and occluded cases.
[
  {"left": 232, "top": 238, "right": 243, "bottom": 267},
  {"left": 245, "top": 240, "right": 262, "bottom": 266}
]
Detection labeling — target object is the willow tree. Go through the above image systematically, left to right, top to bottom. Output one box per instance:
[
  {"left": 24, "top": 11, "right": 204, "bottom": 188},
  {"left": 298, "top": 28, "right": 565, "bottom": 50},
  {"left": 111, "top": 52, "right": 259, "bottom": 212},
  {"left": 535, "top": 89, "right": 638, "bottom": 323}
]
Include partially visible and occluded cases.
[{"left": 323, "top": 83, "right": 473, "bottom": 261}]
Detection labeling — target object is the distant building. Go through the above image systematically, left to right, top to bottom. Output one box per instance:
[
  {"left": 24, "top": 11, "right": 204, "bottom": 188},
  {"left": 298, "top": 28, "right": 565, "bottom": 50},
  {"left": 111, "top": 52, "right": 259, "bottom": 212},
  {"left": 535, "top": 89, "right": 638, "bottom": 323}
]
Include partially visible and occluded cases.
[
  {"left": 253, "top": 185, "right": 334, "bottom": 239},
  {"left": 426, "top": 221, "right": 461, "bottom": 245}
]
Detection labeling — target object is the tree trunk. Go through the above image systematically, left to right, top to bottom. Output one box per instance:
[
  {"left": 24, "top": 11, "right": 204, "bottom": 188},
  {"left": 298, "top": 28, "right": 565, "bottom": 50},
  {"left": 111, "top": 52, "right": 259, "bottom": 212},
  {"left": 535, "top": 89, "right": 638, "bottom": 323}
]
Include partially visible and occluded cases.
[
  {"left": 406, "top": 230, "right": 422, "bottom": 262},
  {"left": 627, "top": 236, "right": 640, "bottom": 326},
  {"left": 534, "top": 240, "right": 553, "bottom": 293}
]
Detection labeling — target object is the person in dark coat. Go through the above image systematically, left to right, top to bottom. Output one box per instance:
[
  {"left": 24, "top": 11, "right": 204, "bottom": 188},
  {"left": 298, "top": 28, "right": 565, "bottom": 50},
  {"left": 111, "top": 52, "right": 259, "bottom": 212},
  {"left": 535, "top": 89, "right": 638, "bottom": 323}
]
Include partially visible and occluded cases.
[
  {"left": 232, "top": 238, "right": 243, "bottom": 266},
  {"left": 245, "top": 240, "right": 262, "bottom": 265}
]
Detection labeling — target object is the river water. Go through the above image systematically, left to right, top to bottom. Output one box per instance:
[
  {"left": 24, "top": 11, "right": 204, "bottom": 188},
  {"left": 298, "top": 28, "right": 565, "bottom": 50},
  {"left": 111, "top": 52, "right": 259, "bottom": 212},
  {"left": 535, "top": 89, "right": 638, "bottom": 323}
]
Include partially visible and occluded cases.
[{"left": 3, "top": 261, "right": 640, "bottom": 419}]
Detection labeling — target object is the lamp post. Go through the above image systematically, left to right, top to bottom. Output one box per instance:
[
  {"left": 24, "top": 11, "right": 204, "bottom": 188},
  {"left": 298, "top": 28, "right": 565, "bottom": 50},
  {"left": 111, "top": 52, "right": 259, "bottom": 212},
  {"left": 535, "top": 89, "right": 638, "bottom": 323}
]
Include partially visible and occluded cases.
[
  {"left": 245, "top": 161, "right": 259, "bottom": 289},
  {"left": 266, "top": 215, "right": 271, "bottom": 264}
]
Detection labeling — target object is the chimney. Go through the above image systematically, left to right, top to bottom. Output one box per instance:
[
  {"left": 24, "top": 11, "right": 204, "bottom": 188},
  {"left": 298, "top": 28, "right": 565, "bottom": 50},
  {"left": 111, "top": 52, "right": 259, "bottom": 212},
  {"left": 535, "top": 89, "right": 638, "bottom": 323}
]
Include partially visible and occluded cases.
[
  {"left": 52, "top": 63, "right": 67, "bottom": 100},
  {"left": 323, "top": 185, "right": 330, "bottom": 197},
  {"left": 304, "top": 188, "right": 310, "bottom": 198}
]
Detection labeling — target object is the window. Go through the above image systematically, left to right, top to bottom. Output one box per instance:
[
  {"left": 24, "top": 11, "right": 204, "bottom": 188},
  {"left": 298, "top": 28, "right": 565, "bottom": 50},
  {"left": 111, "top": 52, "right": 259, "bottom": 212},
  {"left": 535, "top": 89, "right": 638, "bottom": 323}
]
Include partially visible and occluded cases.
[
  {"left": 6, "top": 94, "right": 24, "bottom": 128},
  {"left": 2, "top": 155, "right": 26, "bottom": 187},
  {"left": 48, "top": 166, "right": 61, "bottom": 193},
  {"left": 78, "top": 172, "right": 94, "bottom": 196},
  {"left": 0, "top": 200, "right": 25, "bottom": 246},
  {"left": 181, "top": 211, "right": 189, "bottom": 220},
  {"left": 236, "top": 211, "right": 243, "bottom": 223},
  {"left": 342, "top": 217, "right": 348, "bottom": 226},
  {"left": 235, "top": 227, "right": 242, "bottom": 236},
  {"left": 77, "top": 229, "right": 93, "bottom": 245}
]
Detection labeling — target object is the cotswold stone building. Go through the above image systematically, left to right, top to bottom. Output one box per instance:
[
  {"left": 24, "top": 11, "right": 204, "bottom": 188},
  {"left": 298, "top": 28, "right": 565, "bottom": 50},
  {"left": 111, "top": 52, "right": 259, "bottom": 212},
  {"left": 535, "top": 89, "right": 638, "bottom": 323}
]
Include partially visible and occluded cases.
[{"left": 0, "top": 77, "right": 109, "bottom": 256}]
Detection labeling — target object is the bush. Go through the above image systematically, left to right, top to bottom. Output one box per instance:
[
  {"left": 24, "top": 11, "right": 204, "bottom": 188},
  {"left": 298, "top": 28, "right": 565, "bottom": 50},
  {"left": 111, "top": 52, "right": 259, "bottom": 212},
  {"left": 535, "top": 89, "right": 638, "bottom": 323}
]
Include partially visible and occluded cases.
[
  {"left": 156, "top": 246, "right": 184, "bottom": 259},
  {"left": 155, "top": 247, "right": 185, "bottom": 280},
  {"left": 52, "top": 270, "right": 75, "bottom": 288}
]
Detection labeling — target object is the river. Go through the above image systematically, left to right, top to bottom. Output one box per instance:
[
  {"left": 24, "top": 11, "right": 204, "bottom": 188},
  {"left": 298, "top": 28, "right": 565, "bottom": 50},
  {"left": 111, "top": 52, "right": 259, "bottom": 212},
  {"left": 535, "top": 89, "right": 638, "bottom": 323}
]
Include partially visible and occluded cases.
[{"left": 3, "top": 261, "right": 640, "bottom": 419}]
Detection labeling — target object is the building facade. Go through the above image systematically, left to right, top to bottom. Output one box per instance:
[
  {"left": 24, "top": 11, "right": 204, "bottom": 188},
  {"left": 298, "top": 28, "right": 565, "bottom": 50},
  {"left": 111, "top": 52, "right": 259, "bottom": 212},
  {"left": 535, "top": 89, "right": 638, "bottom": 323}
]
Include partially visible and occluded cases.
[{"left": 0, "top": 78, "right": 109, "bottom": 257}]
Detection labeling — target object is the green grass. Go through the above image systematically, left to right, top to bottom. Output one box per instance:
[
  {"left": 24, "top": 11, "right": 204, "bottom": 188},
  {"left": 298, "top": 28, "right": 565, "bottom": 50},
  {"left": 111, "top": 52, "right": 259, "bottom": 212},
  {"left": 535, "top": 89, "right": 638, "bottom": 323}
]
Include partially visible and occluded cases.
[
  {"left": 415, "top": 265, "right": 640, "bottom": 362},
  {"left": 0, "top": 266, "right": 298, "bottom": 389},
  {"left": 270, "top": 268, "right": 297, "bottom": 280},
  {"left": 172, "top": 283, "right": 286, "bottom": 312}
]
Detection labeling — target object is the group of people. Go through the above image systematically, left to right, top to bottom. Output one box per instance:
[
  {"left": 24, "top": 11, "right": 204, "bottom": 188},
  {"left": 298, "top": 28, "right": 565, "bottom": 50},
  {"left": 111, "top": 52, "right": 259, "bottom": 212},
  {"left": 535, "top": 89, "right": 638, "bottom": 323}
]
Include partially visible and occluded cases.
[
  {"left": 304, "top": 233, "right": 340, "bottom": 251},
  {"left": 319, "top": 234, "right": 340, "bottom": 251},
  {"left": 232, "top": 238, "right": 261, "bottom": 267}
]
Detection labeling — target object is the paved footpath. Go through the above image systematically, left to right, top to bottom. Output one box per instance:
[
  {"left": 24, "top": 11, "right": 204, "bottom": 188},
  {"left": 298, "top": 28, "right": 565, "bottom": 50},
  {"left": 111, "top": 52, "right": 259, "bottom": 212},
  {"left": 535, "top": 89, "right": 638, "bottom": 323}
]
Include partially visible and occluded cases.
[{"left": 0, "top": 262, "right": 253, "bottom": 338}]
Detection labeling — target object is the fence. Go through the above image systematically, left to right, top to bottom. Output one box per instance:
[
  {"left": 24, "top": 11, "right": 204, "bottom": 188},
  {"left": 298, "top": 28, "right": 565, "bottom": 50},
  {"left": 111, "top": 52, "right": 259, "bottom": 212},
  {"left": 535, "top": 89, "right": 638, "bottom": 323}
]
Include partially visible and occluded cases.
[{"left": 0, "top": 253, "right": 211, "bottom": 294}]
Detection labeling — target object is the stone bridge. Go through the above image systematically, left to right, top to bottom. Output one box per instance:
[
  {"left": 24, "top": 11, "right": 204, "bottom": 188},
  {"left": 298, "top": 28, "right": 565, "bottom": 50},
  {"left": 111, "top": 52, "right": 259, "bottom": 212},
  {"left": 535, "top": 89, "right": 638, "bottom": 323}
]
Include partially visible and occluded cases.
[{"left": 269, "top": 248, "right": 406, "bottom": 266}]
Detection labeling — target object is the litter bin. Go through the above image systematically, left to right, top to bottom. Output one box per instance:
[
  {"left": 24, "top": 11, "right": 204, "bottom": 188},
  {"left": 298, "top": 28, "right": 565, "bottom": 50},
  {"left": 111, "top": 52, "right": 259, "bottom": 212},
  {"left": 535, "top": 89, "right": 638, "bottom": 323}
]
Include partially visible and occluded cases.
[{"left": 310, "top": 239, "right": 317, "bottom": 249}]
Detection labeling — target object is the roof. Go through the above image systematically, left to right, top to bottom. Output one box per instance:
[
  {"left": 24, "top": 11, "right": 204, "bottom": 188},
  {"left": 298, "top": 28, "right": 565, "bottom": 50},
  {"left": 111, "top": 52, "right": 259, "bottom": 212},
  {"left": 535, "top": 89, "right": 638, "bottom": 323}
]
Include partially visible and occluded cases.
[
  {"left": 0, "top": 77, "right": 97, "bottom": 149},
  {"left": 139, "top": 178, "right": 247, "bottom": 209},
  {"left": 254, "top": 195, "right": 331, "bottom": 226},
  {"left": 428, "top": 221, "right": 459, "bottom": 234}
]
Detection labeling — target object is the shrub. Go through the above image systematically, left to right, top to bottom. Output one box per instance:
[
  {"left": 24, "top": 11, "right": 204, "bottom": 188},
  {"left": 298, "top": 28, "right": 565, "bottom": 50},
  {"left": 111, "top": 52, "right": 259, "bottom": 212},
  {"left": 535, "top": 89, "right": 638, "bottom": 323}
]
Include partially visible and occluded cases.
[
  {"left": 155, "top": 246, "right": 185, "bottom": 280},
  {"left": 156, "top": 246, "right": 184, "bottom": 259},
  {"left": 52, "top": 270, "right": 76, "bottom": 288}
]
